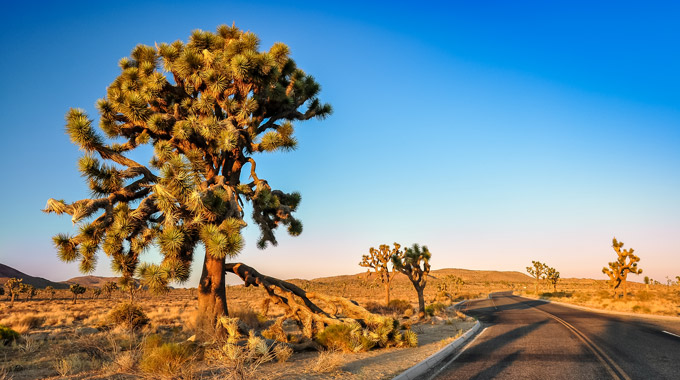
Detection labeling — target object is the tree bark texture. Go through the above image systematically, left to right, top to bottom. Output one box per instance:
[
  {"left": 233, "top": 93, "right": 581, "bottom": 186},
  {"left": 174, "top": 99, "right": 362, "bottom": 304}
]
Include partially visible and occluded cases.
[{"left": 197, "top": 250, "right": 228, "bottom": 333}]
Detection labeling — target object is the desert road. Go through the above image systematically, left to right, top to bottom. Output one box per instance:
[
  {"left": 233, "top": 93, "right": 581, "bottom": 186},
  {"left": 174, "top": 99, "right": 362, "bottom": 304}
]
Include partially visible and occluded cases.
[{"left": 425, "top": 292, "right": 680, "bottom": 380}]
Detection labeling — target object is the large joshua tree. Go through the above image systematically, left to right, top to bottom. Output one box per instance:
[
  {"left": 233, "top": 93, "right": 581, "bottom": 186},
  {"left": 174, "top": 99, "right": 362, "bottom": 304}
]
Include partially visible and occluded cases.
[
  {"left": 43, "top": 25, "right": 331, "bottom": 329},
  {"left": 602, "top": 238, "right": 642, "bottom": 299},
  {"left": 359, "top": 243, "right": 402, "bottom": 305},
  {"left": 393, "top": 244, "right": 431, "bottom": 319},
  {"left": 526, "top": 260, "right": 547, "bottom": 294}
]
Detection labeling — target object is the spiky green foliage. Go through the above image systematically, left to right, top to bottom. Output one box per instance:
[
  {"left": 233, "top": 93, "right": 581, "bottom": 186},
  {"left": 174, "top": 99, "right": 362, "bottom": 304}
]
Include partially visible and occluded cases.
[
  {"left": 43, "top": 25, "right": 331, "bottom": 305},
  {"left": 602, "top": 238, "right": 642, "bottom": 299},
  {"left": 359, "top": 243, "right": 402, "bottom": 305},
  {"left": 392, "top": 243, "right": 432, "bottom": 318},
  {"left": 526, "top": 260, "right": 548, "bottom": 293},
  {"left": 545, "top": 266, "right": 560, "bottom": 292},
  {"left": 69, "top": 283, "right": 86, "bottom": 304},
  {"left": 0, "top": 325, "right": 20, "bottom": 344}
]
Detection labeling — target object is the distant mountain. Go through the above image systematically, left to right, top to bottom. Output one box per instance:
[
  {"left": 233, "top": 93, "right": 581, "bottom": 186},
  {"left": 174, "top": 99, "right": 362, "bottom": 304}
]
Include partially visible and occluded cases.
[
  {"left": 0, "top": 263, "right": 69, "bottom": 289},
  {"left": 63, "top": 275, "right": 122, "bottom": 287}
]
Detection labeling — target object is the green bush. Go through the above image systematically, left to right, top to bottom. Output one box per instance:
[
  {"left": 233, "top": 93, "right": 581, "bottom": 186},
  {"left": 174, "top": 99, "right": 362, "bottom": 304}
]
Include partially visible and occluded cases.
[
  {"left": 107, "top": 303, "right": 150, "bottom": 330},
  {"left": 0, "top": 324, "right": 20, "bottom": 344},
  {"left": 315, "top": 324, "right": 354, "bottom": 352}
]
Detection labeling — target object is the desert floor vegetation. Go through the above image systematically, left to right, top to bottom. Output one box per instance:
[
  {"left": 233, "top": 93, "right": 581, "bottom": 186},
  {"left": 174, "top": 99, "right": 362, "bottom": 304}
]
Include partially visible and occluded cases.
[
  {"left": 0, "top": 271, "right": 482, "bottom": 380},
  {"left": 518, "top": 279, "right": 680, "bottom": 317}
]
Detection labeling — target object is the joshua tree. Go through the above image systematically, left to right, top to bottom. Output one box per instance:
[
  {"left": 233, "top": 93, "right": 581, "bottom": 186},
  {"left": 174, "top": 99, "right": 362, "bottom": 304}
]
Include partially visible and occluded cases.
[
  {"left": 42, "top": 24, "right": 331, "bottom": 332},
  {"left": 602, "top": 238, "right": 642, "bottom": 299},
  {"left": 359, "top": 243, "right": 402, "bottom": 305},
  {"left": 392, "top": 244, "right": 431, "bottom": 319},
  {"left": 526, "top": 261, "right": 548, "bottom": 293},
  {"left": 545, "top": 267, "right": 560, "bottom": 292},
  {"left": 644, "top": 276, "right": 650, "bottom": 290},
  {"left": 5, "top": 278, "right": 22, "bottom": 307},
  {"left": 102, "top": 281, "right": 119, "bottom": 299},
  {"left": 70, "top": 284, "right": 86, "bottom": 304},
  {"left": 25, "top": 285, "right": 38, "bottom": 301},
  {"left": 45, "top": 286, "right": 56, "bottom": 300},
  {"left": 0, "top": 287, "right": 4, "bottom": 298},
  {"left": 92, "top": 288, "right": 103, "bottom": 299}
]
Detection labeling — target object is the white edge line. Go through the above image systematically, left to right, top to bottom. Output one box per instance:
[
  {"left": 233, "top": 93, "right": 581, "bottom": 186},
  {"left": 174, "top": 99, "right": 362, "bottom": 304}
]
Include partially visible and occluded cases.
[
  {"left": 391, "top": 320, "right": 482, "bottom": 380},
  {"left": 426, "top": 327, "right": 488, "bottom": 380},
  {"left": 662, "top": 330, "right": 680, "bottom": 338}
]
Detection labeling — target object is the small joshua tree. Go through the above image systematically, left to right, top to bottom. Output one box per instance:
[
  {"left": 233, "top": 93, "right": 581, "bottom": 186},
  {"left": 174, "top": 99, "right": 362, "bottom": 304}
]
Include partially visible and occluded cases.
[
  {"left": 602, "top": 238, "right": 642, "bottom": 299},
  {"left": 359, "top": 243, "right": 402, "bottom": 305},
  {"left": 392, "top": 244, "right": 431, "bottom": 319},
  {"left": 526, "top": 261, "right": 548, "bottom": 294},
  {"left": 545, "top": 267, "right": 560, "bottom": 292},
  {"left": 644, "top": 276, "right": 650, "bottom": 290},
  {"left": 5, "top": 278, "right": 23, "bottom": 307},
  {"left": 102, "top": 281, "right": 119, "bottom": 299},
  {"left": 70, "top": 284, "right": 86, "bottom": 304},
  {"left": 26, "top": 285, "right": 38, "bottom": 301},
  {"left": 45, "top": 285, "right": 55, "bottom": 300},
  {"left": 92, "top": 288, "right": 103, "bottom": 299}
]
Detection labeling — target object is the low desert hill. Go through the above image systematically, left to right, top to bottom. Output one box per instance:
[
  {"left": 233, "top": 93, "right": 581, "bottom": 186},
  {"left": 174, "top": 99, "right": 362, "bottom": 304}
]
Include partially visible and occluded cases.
[
  {"left": 0, "top": 263, "right": 69, "bottom": 289},
  {"left": 305, "top": 267, "right": 534, "bottom": 285},
  {"left": 63, "top": 275, "right": 122, "bottom": 287}
]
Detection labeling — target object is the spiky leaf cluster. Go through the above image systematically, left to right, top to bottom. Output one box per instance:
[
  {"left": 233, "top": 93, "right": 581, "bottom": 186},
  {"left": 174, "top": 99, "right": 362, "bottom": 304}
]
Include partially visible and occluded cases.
[
  {"left": 44, "top": 25, "right": 331, "bottom": 287},
  {"left": 392, "top": 243, "right": 431, "bottom": 289}
]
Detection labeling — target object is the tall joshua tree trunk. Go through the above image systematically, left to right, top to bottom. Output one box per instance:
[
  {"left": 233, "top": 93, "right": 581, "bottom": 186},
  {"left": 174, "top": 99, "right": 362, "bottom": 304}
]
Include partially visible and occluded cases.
[
  {"left": 197, "top": 250, "right": 228, "bottom": 331},
  {"left": 385, "top": 283, "right": 391, "bottom": 305},
  {"left": 413, "top": 283, "right": 425, "bottom": 318}
]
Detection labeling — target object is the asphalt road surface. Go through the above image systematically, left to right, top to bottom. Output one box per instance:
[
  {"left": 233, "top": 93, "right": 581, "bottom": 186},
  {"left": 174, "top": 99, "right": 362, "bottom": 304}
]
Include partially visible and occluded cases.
[{"left": 426, "top": 292, "right": 680, "bottom": 380}]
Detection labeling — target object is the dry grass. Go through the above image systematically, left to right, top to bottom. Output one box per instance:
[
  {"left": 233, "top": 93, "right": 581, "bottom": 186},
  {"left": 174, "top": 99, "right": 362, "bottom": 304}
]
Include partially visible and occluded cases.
[{"left": 309, "top": 349, "right": 344, "bottom": 373}]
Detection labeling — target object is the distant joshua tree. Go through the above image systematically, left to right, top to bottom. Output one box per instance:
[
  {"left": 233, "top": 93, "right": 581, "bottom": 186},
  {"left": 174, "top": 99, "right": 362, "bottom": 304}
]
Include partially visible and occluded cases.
[
  {"left": 602, "top": 238, "right": 642, "bottom": 299},
  {"left": 359, "top": 243, "right": 402, "bottom": 305},
  {"left": 392, "top": 244, "right": 431, "bottom": 319},
  {"left": 526, "top": 261, "right": 548, "bottom": 293},
  {"left": 545, "top": 267, "right": 560, "bottom": 292},
  {"left": 445, "top": 275, "right": 465, "bottom": 293},
  {"left": 644, "top": 276, "right": 650, "bottom": 290},
  {"left": 5, "top": 278, "right": 23, "bottom": 307},
  {"left": 102, "top": 281, "right": 118, "bottom": 299},
  {"left": 70, "top": 284, "right": 86, "bottom": 304},
  {"left": 26, "top": 285, "right": 38, "bottom": 301},
  {"left": 45, "top": 286, "right": 56, "bottom": 300},
  {"left": 92, "top": 288, "right": 103, "bottom": 299}
]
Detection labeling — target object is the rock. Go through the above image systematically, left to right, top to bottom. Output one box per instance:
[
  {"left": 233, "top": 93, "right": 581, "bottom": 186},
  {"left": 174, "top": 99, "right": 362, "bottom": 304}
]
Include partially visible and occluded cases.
[{"left": 187, "top": 334, "right": 196, "bottom": 342}]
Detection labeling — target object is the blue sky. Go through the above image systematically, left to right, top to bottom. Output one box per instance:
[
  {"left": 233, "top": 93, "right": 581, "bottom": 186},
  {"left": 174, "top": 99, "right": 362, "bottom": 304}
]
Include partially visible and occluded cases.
[{"left": 1, "top": 1, "right": 678, "bottom": 286}]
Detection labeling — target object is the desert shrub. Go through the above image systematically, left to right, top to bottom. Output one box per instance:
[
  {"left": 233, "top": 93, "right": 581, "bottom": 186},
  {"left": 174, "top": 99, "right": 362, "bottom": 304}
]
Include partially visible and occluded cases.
[
  {"left": 636, "top": 291, "right": 652, "bottom": 302},
  {"left": 364, "top": 299, "right": 413, "bottom": 315},
  {"left": 425, "top": 302, "right": 447, "bottom": 316},
  {"left": 108, "top": 303, "right": 150, "bottom": 330},
  {"left": 231, "top": 307, "right": 267, "bottom": 330},
  {"left": 315, "top": 324, "right": 354, "bottom": 352},
  {"left": 0, "top": 325, "right": 20, "bottom": 344},
  {"left": 140, "top": 342, "right": 194, "bottom": 379},
  {"left": 273, "top": 344, "right": 293, "bottom": 363},
  {"left": 309, "top": 349, "right": 343, "bottom": 373}
]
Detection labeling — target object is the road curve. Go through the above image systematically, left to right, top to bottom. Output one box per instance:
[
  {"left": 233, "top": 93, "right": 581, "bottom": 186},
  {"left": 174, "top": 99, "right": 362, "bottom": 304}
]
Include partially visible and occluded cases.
[{"left": 426, "top": 292, "right": 680, "bottom": 380}]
